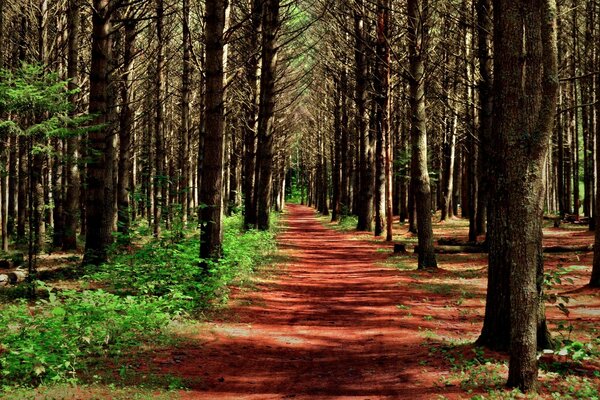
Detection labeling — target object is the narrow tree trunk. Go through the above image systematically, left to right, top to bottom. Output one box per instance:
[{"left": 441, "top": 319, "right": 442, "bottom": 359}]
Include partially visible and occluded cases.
[
  {"left": 63, "top": 0, "right": 80, "bottom": 250},
  {"left": 153, "top": 0, "right": 165, "bottom": 237},
  {"left": 180, "top": 0, "right": 192, "bottom": 222},
  {"left": 355, "top": 0, "right": 373, "bottom": 232},
  {"left": 408, "top": 0, "right": 436, "bottom": 269},
  {"left": 117, "top": 19, "right": 136, "bottom": 241},
  {"left": 331, "top": 79, "right": 341, "bottom": 222}
]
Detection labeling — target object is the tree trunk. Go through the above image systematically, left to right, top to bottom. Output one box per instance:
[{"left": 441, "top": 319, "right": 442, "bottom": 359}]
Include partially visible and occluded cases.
[
  {"left": 62, "top": 0, "right": 80, "bottom": 251},
  {"left": 83, "top": 0, "right": 114, "bottom": 266},
  {"left": 153, "top": 0, "right": 165, "bottom": 237},
  {"left": 180, "top": 0, "right": 192, "bottom": 222},
  {"left": 199, "top": 0, "right": 227, "bottom": 265},
  {"left": 243, "top": 0, "right": 262, "bottom": 230},
  {"left": 255, "top": 0, "right": 280, "bottom": 231},
  {"left": 355, "top": 0, "right": 373, "bottom": 232},
  {"left": 374, "top": 0, "right": 390, "bottom": 239},
  {"left": 408, "top": 0, "right": 436, "bottom": 269},
  {"left": 476, "top": 0, "right": 492, "bottom": 237},
  {"left": 486, "top": 0, "right": 558, "bottom": 391},
  {"left": 117, "top": 19, "right": 136, "bottom": 241},
  {"left": 591, "top": 33, "right": 600, "bottom": 287}
]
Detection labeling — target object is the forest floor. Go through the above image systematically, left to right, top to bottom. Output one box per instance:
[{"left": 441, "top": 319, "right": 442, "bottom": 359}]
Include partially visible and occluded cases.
[
  {"left": 3, "top": 204, "right": 599, "bottom": 399},
  {"left": 158, "top": 204, "right": 598, "bottom": 399}
]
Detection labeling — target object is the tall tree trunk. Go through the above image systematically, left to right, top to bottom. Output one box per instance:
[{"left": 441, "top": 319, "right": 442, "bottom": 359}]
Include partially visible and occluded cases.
[
  {"left": 63, "top": 0, "right": 80, "bottom": 250},
  {"left": 83, "top": 0, "right": 114, "bottom": 266},
  {"left": 153, "top": 0, "right": 165, "bottom": 237},
  {"left": 180, "top": 0, "right": 192, "bottom": 222},
  {"left": 199, "top": 0, "right": 227, "bottom": 264},
  {"left": 243, "top": 0, "right": 262, "bottom": 230},
  {"left": 255, "top": 0, "right": 280, "bottom": 231},
  {"left": 355, "top": 0, "right": 373, "bottom": 232},
  {"left": 374, "top": 0, "right": 390, "bottom": 238},
  {"left": 408, "top": 0, "right": 436, "bottom": 269},
  {"left": 476, "top": 0, "right": 492, "bottom": 237},
  {"left": 484, "top": 0, "right": 558, "bottom": 391},
  {"left": 117, "top": 19, "right": 136, "bottom": 241},
  {"left": 591, "top": 32, "right": 600, "bottom": 287},
  {"left": 331, "top": 79, "right": 341, "bottom": 222},
  {"left": 1, "top": 138, "right": 7, "bottom": 251}
]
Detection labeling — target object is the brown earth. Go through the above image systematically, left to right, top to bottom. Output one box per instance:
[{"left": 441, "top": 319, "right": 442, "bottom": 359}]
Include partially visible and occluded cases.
[{"left": 147, "top": 204, "right": 598, "bottom": 399}]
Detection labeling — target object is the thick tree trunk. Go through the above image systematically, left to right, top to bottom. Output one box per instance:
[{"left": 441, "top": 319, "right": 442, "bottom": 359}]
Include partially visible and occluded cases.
[
  {"left": 83, "top": 0, "right": 114, "bottom": 266},
  {"left": 199, "top": 0, "right": 227, "bottom": 264},
  {"left": 242, "top": 0, "right": 262, "bottom": 229},
  {"left": 255, "top": 0, "right": 280, "bottom": 231},
  {"left": 408, "top": 0, "right": 436, "bottom": 269},
  {"left": 484, "top": 0, "right": 558, "bottom": 391},
  {"left": 591, "top": 42, "right": 600, "bottom": 287}
]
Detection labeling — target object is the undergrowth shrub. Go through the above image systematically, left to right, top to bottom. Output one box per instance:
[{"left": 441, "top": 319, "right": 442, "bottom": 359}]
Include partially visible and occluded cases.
[
  {"left": 0, "top": 213, "right": 278, "bottom": 389},
  {"left": 88, "top": 213, "right": 277, "bottom": 312},
  {"left": 0, "top": 289, "right": 169, "bottom": 387}
]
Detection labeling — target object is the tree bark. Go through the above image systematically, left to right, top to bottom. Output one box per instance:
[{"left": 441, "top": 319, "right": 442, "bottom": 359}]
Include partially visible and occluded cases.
[
  {"left": 62, "top": 0, "right": 80, "bottom": 251},
  {"left": 83, "top": 0, "right": 114, "bottom": 266},
  {"left": 153, "top": 0, "right": 165, "bottom": 237},
  {"left": 180, "top": 0, "right": 192, "bottom": 223},
  {"left": 199, "top": 0, "right": 227, "bottom": 265},
  {"left": 255, "top": 0, "right": 280, "bottom": 231},
  {"left": 355, "top": 0, "right": 373, "bottom": 232},
  {"left": 408, "top": 0, "right": 436, "bottom": 269},
  {"left": 484, "top": 0, "right": 559, "bottom": 391},
  {"left": 117, "top": 19, "right": 136, "bottom": 241}
]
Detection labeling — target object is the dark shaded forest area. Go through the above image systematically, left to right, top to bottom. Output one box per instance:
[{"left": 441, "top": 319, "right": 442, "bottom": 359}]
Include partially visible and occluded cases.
[{"left": 0, "top": 0, "right": 598, "bottom": 398}]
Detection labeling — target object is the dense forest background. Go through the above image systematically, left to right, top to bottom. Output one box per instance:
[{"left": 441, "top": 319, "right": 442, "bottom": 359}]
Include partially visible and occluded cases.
[{"left": 0, "top": 0, "right": 599, "bottom": 395}]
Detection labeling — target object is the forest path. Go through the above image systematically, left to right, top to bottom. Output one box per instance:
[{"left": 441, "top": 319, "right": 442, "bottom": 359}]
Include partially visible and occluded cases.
[{"left": 172, "top": 204, "right": 462, "bottom": 399}]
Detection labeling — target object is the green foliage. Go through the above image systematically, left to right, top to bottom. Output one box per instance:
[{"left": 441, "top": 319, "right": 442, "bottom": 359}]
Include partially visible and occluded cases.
[
  {"left": 0, "top": 63, "right": 94, "bottom": 141},
  {"left": 0, "top": 213, "right": 278, "bottom": 389},
  {"left": 89, "top": 213, "right": 277, "bottom": 313},
  {"left": 544, "top": 265, "right": 574, "bottom": 317},
  {"left": 0, "top": 287, "right": 169, "bottom": 388}
]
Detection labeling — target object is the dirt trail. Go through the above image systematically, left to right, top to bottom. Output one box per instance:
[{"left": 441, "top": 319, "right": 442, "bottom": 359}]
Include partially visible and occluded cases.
[{"left": 169, "top": 204, "right": 462, "bottom": 399}]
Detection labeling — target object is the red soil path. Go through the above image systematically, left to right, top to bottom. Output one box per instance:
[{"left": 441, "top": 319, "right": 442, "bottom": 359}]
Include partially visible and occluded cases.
[{"left": 169, "top": 204, "right": 465, "bottom": 399}]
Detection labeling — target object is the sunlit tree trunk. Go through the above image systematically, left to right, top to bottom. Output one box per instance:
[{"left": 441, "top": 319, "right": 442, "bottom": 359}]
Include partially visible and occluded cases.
[
  {"left": 408, "top": 0, "right": 436, "bottom": 269},
  {"left": 484, "top": 0, "right": 558, "bottom": 391}
]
